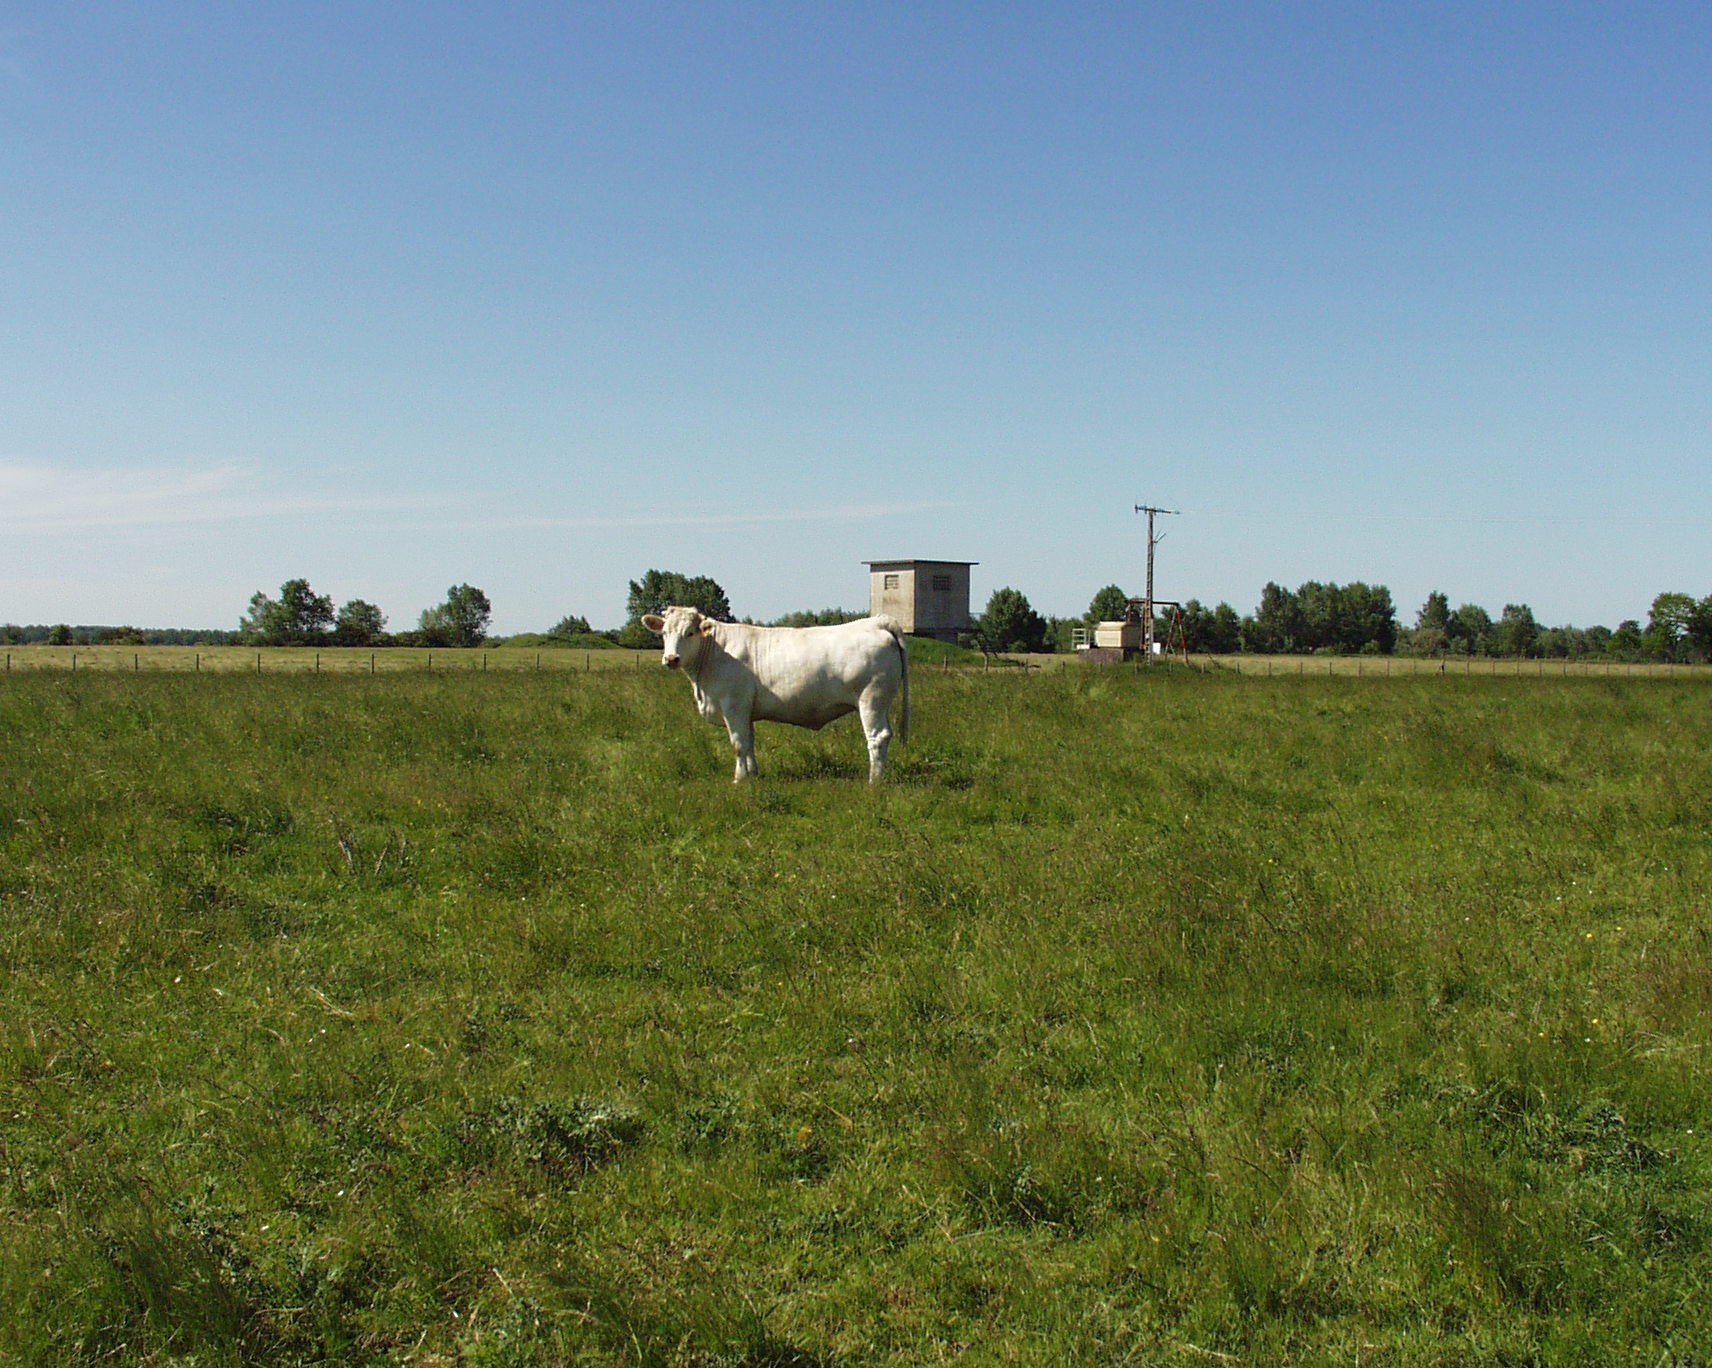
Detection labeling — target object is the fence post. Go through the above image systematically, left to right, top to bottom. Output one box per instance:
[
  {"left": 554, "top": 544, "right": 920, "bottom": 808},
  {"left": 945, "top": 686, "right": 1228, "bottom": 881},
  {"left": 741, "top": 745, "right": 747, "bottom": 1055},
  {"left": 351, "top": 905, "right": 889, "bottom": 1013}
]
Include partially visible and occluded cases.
[
  {"left": 135, "top": 653, "right": 139, "bottom": 673},
  {"left": 195, "top": 653, "right": 200, "bottom": 673},
  {"left": 257, "top": 653, "right": 262, "bottom": 674},
  {"left": 316, "top": 653, "right": 320, "bottom": 674},
  {"left": 371, "top": 653, "right": 376, "bottom": 675},
  {"left": 72, "top": 654, "right": 77, "bottom": 673}
]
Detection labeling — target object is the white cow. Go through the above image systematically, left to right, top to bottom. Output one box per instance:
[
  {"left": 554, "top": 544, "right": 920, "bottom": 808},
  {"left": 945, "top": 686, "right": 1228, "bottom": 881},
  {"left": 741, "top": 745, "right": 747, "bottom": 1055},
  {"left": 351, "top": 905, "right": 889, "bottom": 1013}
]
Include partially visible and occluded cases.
[{"left": 641, "top": 607, "right": 910, "bottom": 783}]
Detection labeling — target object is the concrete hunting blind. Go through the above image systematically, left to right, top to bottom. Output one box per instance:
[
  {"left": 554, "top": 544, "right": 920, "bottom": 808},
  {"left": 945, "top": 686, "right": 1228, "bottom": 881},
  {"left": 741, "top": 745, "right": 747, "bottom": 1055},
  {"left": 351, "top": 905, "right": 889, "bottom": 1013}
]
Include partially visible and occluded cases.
[
  {"left": 864, "top": 560, "right": 976, "bottom": 642},
  {"left": 1075, "top": 600, "right": 1188, "bottom": 662}
]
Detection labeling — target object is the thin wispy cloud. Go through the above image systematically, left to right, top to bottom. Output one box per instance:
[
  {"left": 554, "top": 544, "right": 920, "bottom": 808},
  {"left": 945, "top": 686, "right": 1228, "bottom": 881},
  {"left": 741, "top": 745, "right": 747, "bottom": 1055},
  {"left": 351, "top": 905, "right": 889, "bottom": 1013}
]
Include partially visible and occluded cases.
[
  {"left": 3, "top": 462, "right": 443, "bottom": 531},
  {"left": 4, "top": 462, "right": 950, "bottom": 537},
  {"left": 495, "top": 502, "right": 955, "bottom": 532}
]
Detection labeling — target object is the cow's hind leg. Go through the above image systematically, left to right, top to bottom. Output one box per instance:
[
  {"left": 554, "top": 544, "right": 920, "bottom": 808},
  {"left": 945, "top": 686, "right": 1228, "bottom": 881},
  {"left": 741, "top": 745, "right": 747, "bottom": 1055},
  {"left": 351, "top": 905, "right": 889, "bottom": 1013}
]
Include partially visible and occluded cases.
[{"left": 858, "top": 691, "right": 894, "bottom": 783}]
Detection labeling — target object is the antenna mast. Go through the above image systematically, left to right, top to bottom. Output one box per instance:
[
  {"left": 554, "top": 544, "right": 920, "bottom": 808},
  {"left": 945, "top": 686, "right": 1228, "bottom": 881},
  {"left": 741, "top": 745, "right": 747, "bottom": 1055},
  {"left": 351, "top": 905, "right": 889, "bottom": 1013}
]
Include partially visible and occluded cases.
[{"left": 1134, "top": 504, "right": 1179, "bottom": 657}]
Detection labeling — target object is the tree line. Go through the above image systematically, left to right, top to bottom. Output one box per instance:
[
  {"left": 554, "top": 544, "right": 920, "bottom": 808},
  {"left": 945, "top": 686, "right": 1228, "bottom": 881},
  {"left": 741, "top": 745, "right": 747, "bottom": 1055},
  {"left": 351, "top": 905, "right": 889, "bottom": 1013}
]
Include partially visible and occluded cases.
[
  {"left": 5, "top": 570, "right": 1709, "bottom": 664},
  {"left": 0, "top": 580, "right": 492, "bottom": 649},
  {"left": 233, "top": 580, "right": 495, "bottom": 648},
  {"left": 962, "top": 580, "right": 1712, "bottom": 662},
  {"left": 1125, "top": 583, "right": 1712, "bottom": 663}
]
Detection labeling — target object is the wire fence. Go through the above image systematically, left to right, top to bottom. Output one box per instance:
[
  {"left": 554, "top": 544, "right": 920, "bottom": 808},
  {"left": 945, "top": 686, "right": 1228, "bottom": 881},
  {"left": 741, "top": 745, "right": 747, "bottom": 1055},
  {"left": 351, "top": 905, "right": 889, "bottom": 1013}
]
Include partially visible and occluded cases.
[
  {"left": 3, "top": 645, "right": 1707, "bottom": 681},
  {"left": 0, "top": 647, "right": 650, "bottom": 675},
  {"left": 1064, "top": 653, "right": 1707, "bottom": 681}
]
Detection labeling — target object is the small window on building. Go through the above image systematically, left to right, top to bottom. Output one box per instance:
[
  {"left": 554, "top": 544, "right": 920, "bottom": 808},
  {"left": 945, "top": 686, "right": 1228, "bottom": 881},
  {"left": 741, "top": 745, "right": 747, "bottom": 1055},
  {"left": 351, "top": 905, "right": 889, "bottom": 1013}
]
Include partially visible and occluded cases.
[
  {"left": 883, "top": 573, "right": 899, "bottom": 590},
  {"left": 932, "top": 574, "right": 952, "bottom": 592}
]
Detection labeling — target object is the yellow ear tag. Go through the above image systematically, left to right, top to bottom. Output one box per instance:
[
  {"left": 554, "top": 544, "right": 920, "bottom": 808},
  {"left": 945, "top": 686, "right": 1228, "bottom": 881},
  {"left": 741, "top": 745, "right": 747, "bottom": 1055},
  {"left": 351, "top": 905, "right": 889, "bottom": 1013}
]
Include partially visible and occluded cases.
[{"left": 700, "top": 620, "right": 716, "bottom": 637}]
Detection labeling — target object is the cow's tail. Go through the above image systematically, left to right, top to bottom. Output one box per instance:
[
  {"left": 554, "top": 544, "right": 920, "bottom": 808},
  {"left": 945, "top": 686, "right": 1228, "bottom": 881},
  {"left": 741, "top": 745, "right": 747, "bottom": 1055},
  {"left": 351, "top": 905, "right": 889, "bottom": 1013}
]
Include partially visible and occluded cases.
[{"left": 889, "top": 621, "right": 910, "bottom": 745}]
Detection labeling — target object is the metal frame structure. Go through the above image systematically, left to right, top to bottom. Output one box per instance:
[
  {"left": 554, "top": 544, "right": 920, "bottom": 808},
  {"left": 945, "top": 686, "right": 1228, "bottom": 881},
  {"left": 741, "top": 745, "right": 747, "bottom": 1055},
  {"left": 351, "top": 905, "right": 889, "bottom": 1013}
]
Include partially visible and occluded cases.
[{"left": 1134, "top": 504, "right": 1179, "bottom": 658}]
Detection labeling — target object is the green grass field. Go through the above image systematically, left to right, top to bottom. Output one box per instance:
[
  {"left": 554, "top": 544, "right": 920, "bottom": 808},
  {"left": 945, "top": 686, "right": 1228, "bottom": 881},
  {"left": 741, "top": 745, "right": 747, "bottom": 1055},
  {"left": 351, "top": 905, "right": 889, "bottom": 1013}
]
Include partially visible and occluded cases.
[{"left": 3, "top": 666, "right": 1710, "bottom": 1365}]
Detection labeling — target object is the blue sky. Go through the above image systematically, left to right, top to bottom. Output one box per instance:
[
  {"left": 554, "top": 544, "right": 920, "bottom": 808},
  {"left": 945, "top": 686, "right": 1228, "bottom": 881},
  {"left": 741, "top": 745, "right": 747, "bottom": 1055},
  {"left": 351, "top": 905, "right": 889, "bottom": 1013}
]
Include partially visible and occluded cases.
[{"left": 4, "top": 2, "right": 1708, "bottom": 634}]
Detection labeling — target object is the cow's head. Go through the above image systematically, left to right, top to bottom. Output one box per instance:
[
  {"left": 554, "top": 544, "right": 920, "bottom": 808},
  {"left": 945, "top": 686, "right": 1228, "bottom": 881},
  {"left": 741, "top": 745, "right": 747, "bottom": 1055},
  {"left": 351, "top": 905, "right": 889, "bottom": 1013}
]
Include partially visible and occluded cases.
[{"left": 640, "top": 606, "right": 715, "bottom": 671}]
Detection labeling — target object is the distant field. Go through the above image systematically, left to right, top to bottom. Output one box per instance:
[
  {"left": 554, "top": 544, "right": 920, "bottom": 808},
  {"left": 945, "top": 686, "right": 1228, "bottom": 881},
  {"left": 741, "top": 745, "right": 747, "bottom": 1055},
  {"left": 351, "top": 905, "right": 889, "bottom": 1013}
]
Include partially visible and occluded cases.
[{"left": 4, "top": 668, "right": 1711, "bottom": 1364}]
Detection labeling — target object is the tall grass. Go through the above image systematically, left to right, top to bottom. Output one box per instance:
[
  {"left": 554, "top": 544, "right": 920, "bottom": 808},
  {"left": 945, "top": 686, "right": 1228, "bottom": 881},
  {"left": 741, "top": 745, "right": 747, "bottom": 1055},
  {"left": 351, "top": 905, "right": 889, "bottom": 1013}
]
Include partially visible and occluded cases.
[{"left": 3, "top": 668, "right": 1710, "bottom": 1364}]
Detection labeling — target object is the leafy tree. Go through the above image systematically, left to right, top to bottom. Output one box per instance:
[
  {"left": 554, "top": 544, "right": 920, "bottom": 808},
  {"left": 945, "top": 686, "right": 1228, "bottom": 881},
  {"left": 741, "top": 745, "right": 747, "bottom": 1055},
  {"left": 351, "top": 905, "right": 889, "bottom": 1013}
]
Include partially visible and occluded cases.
[
  {"left": 626, "top": 570, "right": 732, "bottom": 625},
  {"left": 240, "top": 578, "right": 334, "bottom": 645},
  {"left": 280, "top": 579, "right": 335, "bottom": 640},
  {"left": 1294, "top": 580, "right": 1338, "bottom": 651},
  {"left": 1242, "top": 581, "right": 1394, "bottom": 655},
  {"left": 1282, "top": 581, "right": 1395, "bottom": 655},
  {"left": 1249, "top": 582, "right": 1301, "bottom": 653},
  {"left": 1357, "top": 583, "right": 1398, "bottom": 654},
  {"left": 419, "top": 584, "right": 491, "bottom": 648},
  {"left": 1085, "top": 585, "right": 1131, "bottom": 623},
  {"left": 974, "top": 587, "right": 1048, "bottom": 654},
  {"left": 1408, "top": 591, "right": 1452, "bottom": 656},
  {"left": 1417, "top": 591, "right": 1451, "bottom": 635},
  {"left": 239, "top": 592, "right": 279, "bottom": 644},
  {"left": 1644, "top": 592, "right": 1696, "bottom": 661},
  {"left": 1687, "top": 595, "right": 1712, "bottom": 661},
  {"left": 334, "top": 599, "right": 387, "bottom": 646},
  {"left": 1174, "top": 599, "right": 1242, "bottom": 654},
  {"left": 1173, "top": 600, "right": 1208, "bottom": 652},
  {"left": 1209, "top": 602, "right": 1242, "bottom": 654},
  {"left": 1448, "top": 603, "right": 1493, "bottom": 656},
  {"left": 1491, "top": 603, "right": 1541, "bottom": 658},
  {"left": 549, "top": 613, "right": 593, "bottom": 639},
  {"left": 1045, "top": 615, "right": 1081, "bottom": 653},
  {"left": 1607, "top": 619, "right": 1643, "bottom": 660},
  {"left": 47, "top": 623, "right": 73, "bottom": 646},
  {"left": 1533, "top": 624, "right": 1607, "bottom": 659},
  {"left": 97, "top": 626, "right": 146, "bottom": 646}
]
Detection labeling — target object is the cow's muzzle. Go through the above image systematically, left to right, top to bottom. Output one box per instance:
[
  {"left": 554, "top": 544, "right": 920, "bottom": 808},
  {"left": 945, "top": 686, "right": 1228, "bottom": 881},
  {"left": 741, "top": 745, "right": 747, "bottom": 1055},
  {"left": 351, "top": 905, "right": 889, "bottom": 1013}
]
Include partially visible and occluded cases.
[{"left": 662, "top": 655, "right": 681, "bottom": 669}]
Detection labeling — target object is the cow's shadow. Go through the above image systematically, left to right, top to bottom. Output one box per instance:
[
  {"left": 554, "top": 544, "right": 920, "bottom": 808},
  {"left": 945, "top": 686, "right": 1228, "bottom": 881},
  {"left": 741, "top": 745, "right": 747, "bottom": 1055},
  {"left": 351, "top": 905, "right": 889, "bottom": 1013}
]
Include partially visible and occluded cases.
[
  {"left": 740, "top": 741, "right": 982, "bottom": 790},
  {"left": 761, "top": 749, "right": 868, "bottom": 784}
]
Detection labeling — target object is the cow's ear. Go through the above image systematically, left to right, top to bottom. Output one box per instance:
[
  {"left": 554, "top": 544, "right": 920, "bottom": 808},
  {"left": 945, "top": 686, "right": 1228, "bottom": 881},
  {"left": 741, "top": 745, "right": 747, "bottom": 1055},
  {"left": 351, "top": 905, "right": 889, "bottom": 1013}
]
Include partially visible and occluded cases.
[
  {"left": 641, "top": 614, "right": 665, "bottom": 634},
  {"left": 699, "top": 618, "right": 717, "bottom": 637}
]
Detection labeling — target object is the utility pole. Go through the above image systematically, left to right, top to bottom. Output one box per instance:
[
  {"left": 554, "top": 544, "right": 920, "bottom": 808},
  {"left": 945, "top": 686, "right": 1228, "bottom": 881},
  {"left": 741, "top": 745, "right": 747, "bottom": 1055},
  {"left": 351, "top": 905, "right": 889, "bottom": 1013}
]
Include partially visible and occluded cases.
[{"left": 1134, "top": 504, "right": 1179, "bottom": 657}]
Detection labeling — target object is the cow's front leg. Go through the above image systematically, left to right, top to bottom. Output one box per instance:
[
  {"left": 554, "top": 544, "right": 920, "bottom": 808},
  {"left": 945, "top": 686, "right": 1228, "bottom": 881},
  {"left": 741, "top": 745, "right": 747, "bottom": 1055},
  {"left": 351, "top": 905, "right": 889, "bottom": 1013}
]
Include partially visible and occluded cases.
[
  {"left": 691, "top": 683, "right": 722, "bottom": 725},
  {"left": 724, "top": 712, "right": 758, "bottom": 782}
]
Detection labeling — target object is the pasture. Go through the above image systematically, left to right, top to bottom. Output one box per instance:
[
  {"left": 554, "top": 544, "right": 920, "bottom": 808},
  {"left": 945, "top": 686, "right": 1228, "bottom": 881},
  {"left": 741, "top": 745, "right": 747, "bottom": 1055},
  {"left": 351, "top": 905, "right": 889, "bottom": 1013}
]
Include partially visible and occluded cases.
[{"left": 3, "top": 665, "right": 1710, "bottom": 1365}]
